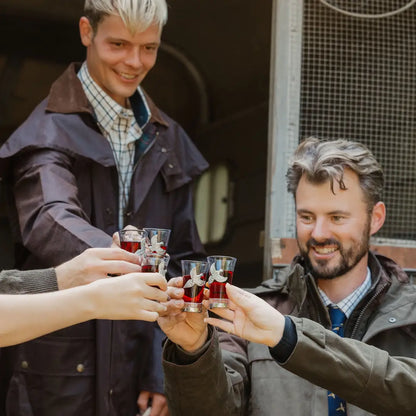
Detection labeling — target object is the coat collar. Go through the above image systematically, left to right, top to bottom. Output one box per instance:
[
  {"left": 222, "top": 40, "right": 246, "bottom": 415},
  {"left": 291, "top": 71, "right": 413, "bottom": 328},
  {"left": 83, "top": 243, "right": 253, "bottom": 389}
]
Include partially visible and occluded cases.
[
  {"left": 46, "top": 62, "right": 169, "bottom": 128},
  {"left": 255, "top": 252, "right": 408, "bottom": 316}
]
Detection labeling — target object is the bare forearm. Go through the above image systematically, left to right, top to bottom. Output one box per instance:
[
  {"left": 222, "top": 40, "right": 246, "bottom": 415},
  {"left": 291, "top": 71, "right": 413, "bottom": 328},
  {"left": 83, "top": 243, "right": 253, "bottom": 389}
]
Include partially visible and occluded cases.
[
  {"left": 0, "top": 270, "right": 168, "bottom": 347},
  {"left": 0, "top": 285, "right": 96, "bottom": 346}
]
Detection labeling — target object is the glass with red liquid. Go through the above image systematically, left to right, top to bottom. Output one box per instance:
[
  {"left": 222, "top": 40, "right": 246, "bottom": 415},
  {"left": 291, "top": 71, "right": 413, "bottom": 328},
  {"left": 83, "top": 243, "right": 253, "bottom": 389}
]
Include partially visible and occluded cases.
[
  {"left": 143, "top": 228, "right": 171, "bottom": 256},
  {"left": 119, "top": 229, "right": 147, "bottom": 255},
  {"left": 141, "top": 253, "right": 170, "bottom": 278},
  {"left": 207, "top": 255, "right": 237, "bottom": 308},
  {"left": 181, "top": 260, "right": 208, "bottom": 313}
]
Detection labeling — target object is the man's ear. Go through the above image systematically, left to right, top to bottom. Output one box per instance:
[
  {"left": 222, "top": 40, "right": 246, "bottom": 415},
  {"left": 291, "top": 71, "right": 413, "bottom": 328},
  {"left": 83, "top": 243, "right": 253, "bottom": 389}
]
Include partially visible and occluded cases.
[
  {"left": 79, "top": 16, "right": 94, "bottom": 47},
  {"left": 370, "top": 201, "right": 386, "bottom": 236}
]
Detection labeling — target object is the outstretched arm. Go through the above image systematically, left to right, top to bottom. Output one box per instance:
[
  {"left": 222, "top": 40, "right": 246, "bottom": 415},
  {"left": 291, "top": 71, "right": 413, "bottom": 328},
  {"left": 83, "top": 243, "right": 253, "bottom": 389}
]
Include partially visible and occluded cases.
[
  {"left": 0, "top": 247, "right": 169, "bottom": 347},
  {"left": 0, "top": 272, "right": 168, "bottom": 347},
  {"left": 160, "top": 279, "right": 253, "bottom": 416},
  {"left": 205, "top": 284, "right": 416, "bottom": 416}
]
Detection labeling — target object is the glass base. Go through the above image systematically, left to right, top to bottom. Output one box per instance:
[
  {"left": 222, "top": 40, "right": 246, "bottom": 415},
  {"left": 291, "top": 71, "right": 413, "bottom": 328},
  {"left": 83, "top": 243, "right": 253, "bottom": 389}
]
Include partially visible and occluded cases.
[
  {"left": 209, "top": 298, "right": 229, "bottom": 308},
  {"left": 183, "top": 302, "right": 203, "bottom": 313}
]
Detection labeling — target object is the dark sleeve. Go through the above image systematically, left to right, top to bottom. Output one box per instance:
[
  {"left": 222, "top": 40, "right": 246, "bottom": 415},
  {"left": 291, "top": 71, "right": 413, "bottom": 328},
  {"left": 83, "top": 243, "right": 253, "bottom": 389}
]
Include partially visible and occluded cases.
[
  {"left": 12, "top": 148, "right": 112, "bottom": 266},
  {"left": 0, "top": 268, "right": 58, "bottom": 293},
  {"left": 269, "top": 315, "right": 298, "bottom": 363},
  {"left": 164, "top": 326, "right": 212, "bottom": 366},
  {"left": 163, "top": 327, "right": 249, "bottom": 416}
]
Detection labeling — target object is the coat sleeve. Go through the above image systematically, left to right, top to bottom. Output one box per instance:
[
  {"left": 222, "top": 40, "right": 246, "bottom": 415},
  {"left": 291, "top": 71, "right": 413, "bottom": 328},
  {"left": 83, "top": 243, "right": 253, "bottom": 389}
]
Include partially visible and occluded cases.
[
  {"left": 12, "top": 148, "right": 112, "bottom": 266},
  {"left": 0, "top": 268, "right": 58, "bottom": 294},
  {"left": 282, "top": 317, "right": 416, "bottom": 416},
  {"left": 162, "top": 328, "right": 250, "bottom": 415}
]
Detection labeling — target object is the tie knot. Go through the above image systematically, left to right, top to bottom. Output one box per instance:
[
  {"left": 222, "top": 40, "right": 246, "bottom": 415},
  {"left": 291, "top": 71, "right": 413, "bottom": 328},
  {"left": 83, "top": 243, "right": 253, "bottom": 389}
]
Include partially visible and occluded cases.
[{"left": 328, "top": 305, "right": 346, "bottom": 335}]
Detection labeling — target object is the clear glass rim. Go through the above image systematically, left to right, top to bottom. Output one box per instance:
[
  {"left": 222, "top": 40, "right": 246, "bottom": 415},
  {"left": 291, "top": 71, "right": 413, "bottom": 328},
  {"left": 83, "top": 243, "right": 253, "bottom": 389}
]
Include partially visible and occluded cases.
[{"left": 207, "top": 255, "right": 236, "bottom": 261}]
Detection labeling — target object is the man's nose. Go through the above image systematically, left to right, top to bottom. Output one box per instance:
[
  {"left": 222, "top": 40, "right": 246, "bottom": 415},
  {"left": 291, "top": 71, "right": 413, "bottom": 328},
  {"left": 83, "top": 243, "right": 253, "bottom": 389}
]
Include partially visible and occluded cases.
[
  {"left": 125, "top": 47, "right": 142, "bottom": 67},
  {"left": 310, "top": 218, "right": 331, "bottom": 241}
]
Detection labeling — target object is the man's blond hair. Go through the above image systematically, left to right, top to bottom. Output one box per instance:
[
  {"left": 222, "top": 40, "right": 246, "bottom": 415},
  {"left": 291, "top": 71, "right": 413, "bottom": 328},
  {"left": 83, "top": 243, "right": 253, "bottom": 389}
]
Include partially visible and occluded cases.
[{"left": 84, "top": 0, "right": 168, "bottom": 34}]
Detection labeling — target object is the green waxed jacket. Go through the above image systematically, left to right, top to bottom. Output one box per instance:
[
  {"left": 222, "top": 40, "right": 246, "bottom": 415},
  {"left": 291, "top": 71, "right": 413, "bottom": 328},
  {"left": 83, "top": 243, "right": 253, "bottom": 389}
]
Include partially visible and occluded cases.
[{"left": 163, "top": 252, "right": 416, "bottom": 416}]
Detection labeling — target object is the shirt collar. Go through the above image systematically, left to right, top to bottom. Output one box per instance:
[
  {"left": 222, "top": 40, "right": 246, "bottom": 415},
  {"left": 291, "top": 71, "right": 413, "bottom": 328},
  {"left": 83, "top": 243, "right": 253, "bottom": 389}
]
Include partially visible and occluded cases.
[
  {"left": 77, "top": 62, "right": 150, "bottom": 133},
  {"left": 319, "top": 267, "right": 372, "bottom": 318}
]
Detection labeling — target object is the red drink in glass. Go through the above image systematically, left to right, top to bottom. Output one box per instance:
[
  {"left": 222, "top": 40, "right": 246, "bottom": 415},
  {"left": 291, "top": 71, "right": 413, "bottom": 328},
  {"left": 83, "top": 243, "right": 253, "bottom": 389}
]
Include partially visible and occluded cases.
[
  {"left": 119, "top": 229, "right": 147, "bottom": 255},
  {"left": 120, "top": 241, "right": 141, "bottom": 253},
  {"left": 141, "top": 254, "right": 170, "bottom": 277},
  {"left": 207, "top": 256, "right": 236, "bottom": 308},
  {"left": 181, "top": 260, "right": 208, "bottom": 313},
  {"left": 141, "top": 264, "right": 157, "bottom": 273},
  {"left": 208, "top": 270, "right": 233, "bottom": 301},
  {"left": 183, "top": 274, "right": 207, "bottom": 303}
]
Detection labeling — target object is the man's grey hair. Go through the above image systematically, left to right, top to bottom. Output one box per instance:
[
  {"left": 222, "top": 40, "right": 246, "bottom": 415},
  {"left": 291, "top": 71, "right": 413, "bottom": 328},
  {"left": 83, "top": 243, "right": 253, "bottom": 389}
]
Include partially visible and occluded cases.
[
  {"left": 84, "top": 0, "right": 168, "bottom": 34},
  {"left": 286, "top": 137, "right": 384, "bottom": 210}
]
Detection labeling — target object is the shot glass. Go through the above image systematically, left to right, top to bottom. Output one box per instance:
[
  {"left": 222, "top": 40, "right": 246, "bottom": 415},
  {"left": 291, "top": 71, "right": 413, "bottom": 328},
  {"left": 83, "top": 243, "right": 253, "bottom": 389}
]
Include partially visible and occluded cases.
[
  {"left": 144, "top": 228, "right": 171, "bottom": 256},
  {"left": 119, "top": 229, "right": 148, "bottom": 255},
  {"left": 141, "top": 252, "right": 170, "bottom": 278},
  {"left": 207, "top": 255, "right": 237, "bottom": 308},
  {"left": 181, "top": 260, "right": 208, "bottom": 313}
]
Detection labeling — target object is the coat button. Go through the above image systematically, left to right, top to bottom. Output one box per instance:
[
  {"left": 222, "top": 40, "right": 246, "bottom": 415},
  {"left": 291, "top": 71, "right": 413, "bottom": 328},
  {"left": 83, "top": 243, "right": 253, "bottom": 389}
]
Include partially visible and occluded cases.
[
  {"left": 161, "top": 147, "right": 167, "bottom": 153},
  {"left": 168, "top": 163, "right": 174, "bottom": 169},
  {"left": 388, "top": 317, "right": 397, "bottom": 323},
  {"left": 21, "top": 361, "right": 29, "bottom": 369},
  {"left": 76, "top": 363, "right": 85, "bottom": 373}
]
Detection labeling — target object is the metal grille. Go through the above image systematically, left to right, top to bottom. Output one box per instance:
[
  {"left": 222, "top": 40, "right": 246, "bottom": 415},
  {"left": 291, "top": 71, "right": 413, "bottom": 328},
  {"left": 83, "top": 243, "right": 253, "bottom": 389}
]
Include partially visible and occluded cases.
[
  {"left": 299, "top": 0, "right": 416, "bottom": 244},
  {"left": 317, "top": 0, "right": 416, "bottom": 18}
]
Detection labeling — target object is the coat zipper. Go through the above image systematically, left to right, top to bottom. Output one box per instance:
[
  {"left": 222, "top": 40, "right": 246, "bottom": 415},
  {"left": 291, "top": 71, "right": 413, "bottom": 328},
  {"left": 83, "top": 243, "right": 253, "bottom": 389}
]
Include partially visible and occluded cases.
[{"left": 350, "top": 282, "right": 388, "bottom": 339}]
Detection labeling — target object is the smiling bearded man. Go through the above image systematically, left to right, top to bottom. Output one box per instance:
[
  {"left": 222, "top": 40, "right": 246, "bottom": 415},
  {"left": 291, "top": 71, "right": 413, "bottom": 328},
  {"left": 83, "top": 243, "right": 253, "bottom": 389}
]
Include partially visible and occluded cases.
[
  {"left": 158, "top": 137, "right": 416, "bottom": 416},
  {"left": 296, "top": 168, "right": 374, "bottom": 283}
]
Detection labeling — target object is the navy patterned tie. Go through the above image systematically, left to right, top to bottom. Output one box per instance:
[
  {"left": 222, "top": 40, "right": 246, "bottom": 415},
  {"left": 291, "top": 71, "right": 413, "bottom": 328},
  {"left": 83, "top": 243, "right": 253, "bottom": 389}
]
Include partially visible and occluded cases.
[{"left": 328, "top": 305, "right": 347, "bottom": 415}]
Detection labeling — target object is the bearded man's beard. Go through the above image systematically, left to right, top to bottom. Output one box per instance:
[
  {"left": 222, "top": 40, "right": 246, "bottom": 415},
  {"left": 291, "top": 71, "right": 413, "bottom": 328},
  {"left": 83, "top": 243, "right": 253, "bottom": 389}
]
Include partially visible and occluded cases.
[{"left": 298, "top": 219, "right": 371, "bottom": 280}]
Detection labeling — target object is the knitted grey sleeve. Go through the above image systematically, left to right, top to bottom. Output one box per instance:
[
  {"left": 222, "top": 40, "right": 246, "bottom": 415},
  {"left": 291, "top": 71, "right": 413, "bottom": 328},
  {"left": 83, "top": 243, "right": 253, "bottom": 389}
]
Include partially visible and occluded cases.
[{"left": 0, "top": 268, "right": 59, "bottom": 294}]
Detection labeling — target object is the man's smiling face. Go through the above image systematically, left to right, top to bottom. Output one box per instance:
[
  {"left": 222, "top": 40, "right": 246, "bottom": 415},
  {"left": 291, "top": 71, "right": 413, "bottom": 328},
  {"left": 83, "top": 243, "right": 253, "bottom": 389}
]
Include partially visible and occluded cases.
[
  {"left": 80, "top": 14, "right": 161, "bottom": 107},
  {"left": 295, "top": 168, "right": 372, "bottom": 281}
]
